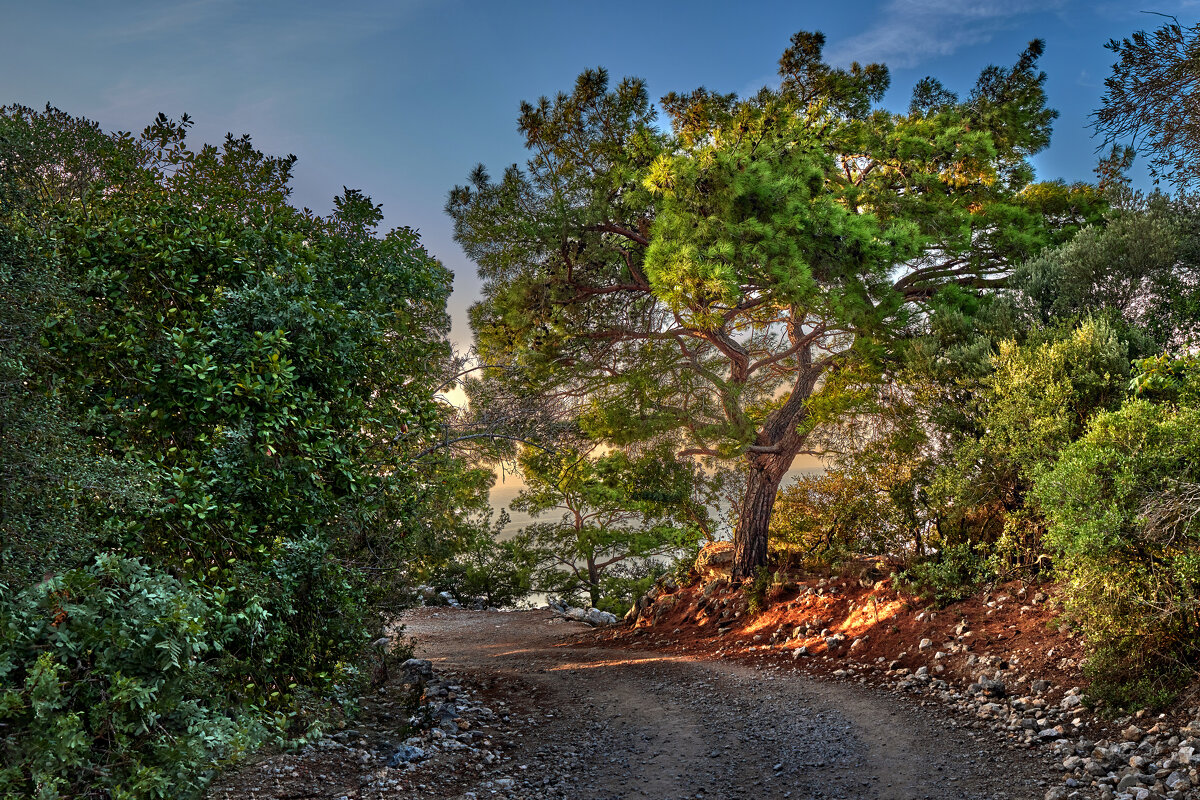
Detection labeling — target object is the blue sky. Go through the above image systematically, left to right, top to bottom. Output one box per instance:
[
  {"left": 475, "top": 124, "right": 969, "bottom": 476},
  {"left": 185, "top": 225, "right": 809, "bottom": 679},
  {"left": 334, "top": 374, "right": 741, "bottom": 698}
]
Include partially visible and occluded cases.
[{"left": 3, "top": 0, "right": 1192, "bottom": 346}]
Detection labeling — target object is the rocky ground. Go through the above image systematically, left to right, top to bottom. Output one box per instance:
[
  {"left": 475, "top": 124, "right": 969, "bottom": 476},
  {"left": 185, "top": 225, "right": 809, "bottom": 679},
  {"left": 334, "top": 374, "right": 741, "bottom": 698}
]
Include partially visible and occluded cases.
[
  {"left": 593, "top": 549, "right": 1200, "bottom": 800},
  {"left": 207, "top": 553, "right": 1200, "bottom": 800},
  {"left": 212, "top": 606, "right": 1076, "bottom": 800}
]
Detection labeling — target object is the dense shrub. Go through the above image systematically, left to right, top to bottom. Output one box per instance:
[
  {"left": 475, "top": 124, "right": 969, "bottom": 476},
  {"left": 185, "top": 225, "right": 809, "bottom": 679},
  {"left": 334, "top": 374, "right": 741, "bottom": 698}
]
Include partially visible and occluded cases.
[
  {"left": 0, "top": 102, "right": 461, "bottom": 685},
  {"left": 0, "top": 106, "right": 478, "bottom": 791},
  {"left": 0, "top": 210, "right": 156, "bottom": 590},
  {"left": 927, "top": 318, "right": 1130, "bottom": 565},
  {"left": 771, "top": 320, "right": 1128, "bottom": 599},
  {"left": 1035, "top": 362, "right": 1200, "bottom": 706},
  {"left": 771, "top": 459, "right": 926, "bottom": 568},
  {"left": 432, "top": 512, "right": 535, "bottom": 608},
  {"left": 228, "top": 536, "right": 372, "bottom": 726},
  {"left": 897, "top": 543, "right": 993, "bottom": 606},
  {"left": 0, "top": 556, "right": 266, "bottom": 799}
]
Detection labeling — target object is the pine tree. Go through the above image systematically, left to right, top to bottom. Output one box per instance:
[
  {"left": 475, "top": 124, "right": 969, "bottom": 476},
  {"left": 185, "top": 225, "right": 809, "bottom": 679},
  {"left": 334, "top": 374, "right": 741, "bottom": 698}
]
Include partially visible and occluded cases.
[{"left": 449, "top": 33, "right": 1099, "bottom": 577}]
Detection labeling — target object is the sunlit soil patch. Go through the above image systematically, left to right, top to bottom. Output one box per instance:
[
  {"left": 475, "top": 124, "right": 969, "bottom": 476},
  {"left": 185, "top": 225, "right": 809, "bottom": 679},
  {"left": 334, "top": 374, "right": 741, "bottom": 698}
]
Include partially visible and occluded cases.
[
  {"left": 581, "top": 564, "right": 1087, "bottom": 699},
  {"left": 548, "top": 654, "right": 698, "bottom": 671}
]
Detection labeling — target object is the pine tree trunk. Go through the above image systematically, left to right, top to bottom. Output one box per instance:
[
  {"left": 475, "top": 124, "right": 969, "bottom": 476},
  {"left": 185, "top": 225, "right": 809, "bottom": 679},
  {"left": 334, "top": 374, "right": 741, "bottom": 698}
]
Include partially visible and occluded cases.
[
  {"left": 730, "top": 361, "right": 823, "bottom": 580},
  {"left": 733, "top": 459, "right": 786, "bottom": 579}
]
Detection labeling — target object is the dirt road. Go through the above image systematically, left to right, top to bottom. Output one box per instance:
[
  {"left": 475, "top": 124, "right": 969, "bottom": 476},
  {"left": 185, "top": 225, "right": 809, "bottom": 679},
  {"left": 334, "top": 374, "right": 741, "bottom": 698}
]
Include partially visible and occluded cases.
[{"left": 402, "top": 607, "right": 1058, "bottom": 800}]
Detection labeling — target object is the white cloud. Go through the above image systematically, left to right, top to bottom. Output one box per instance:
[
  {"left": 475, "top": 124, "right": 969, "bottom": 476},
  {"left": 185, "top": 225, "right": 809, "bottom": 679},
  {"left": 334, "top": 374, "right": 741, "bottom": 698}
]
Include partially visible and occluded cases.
[{"left": 826, "top": 0, "right": 1068, "bottom": 69}]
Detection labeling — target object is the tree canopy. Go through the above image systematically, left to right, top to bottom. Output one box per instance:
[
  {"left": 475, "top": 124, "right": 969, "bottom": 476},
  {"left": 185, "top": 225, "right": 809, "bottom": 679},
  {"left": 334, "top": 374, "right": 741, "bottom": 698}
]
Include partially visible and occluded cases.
[
  {"left": 1095, "top": 15, "right": 1200, "bottom": 189},
  {"left": 449, "top": 32, "right": 1100, "bottom": 577},
  {"left": 0, "top": 105, "right": 477, "bottom": 795}
]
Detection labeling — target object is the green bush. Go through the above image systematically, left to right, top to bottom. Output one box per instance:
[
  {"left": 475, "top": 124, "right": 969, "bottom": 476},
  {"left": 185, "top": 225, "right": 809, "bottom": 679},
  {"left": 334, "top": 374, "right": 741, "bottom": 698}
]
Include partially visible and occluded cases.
[
  {"left": 0, "top": 105, "right": 476, "bottom": 791},
  {"left": 925, "top": 318, "right": 1130, "bottom": 568},
  {"left": 1035, "top": 368, "right": 1200, "bottom": 706},
  {"left": 771, "top": 462, "right": 922, "bottom": 567},
  {"left": 432, "top": 516, "right": 535, "bottom": 609},
  {"left": 231, "top": 536, "right": 371, "bottom": 729},
  {"left": 898, "top": 542, "right": 993, "bottom": 606},
  {"left": 0, "top": 555, "right": 266, "bottom": 799},
  {"left": 596, "top": 562, "right": 667, "bottom": 618},
  {"left": 746, "top": 567, "right": 772, "bottom": 616}
]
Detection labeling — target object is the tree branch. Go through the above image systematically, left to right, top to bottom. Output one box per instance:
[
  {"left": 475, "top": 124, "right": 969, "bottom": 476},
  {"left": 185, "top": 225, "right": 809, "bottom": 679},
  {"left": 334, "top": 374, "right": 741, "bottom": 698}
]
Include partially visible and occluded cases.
[{"left": 587, "top": 222, "right": 650, "bottom": 246}]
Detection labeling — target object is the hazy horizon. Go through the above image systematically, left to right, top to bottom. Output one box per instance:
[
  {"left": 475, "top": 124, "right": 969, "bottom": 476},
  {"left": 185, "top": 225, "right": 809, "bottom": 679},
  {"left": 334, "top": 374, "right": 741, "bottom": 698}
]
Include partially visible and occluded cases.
[{"left": 490, "top": 462, "right": 826, "bottom": 539}]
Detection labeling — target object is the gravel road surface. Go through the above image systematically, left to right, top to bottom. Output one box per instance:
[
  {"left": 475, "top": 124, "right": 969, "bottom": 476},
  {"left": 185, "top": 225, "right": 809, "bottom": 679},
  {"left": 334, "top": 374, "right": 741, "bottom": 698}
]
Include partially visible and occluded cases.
[{"left": 402, "top": 607, "right": 1058, "bottom": 800}]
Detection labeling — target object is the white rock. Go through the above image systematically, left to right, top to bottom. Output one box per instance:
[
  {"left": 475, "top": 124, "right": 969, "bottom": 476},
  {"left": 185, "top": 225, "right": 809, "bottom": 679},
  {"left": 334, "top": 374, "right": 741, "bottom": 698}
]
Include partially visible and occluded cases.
[{"left": 585, "top": 608, "right": 618, "bottom": 626}]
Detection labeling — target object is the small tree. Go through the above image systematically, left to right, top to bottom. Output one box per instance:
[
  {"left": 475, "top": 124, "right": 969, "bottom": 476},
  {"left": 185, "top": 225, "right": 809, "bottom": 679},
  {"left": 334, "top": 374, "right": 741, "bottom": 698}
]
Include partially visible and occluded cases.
[
  {"left": 512, "top": 443, "right": 706, "bottom": 609},
  {"left": 433, "top": 509, "right": 536, "bottom": 608}
]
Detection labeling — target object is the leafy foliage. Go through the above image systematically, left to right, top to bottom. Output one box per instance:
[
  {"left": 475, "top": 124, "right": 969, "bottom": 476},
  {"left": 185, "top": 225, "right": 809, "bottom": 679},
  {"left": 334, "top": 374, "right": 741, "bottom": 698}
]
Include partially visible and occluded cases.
[
  {"left": 451, "top": 33, "right": 1098, "bottom": 577},
  {"left": 0, "top": 104, "right": 472, "bottom": 790},
  {"left": 1010, "top": 190, "right": 1200, "bottom": 348},
  {"left": 0, "top": 219, "right": 146, "bottom": 589},
  {"left": 780, "top": 317, "right": 1130, "bottom": 570},
  {"left": 931, "top": 318, "right": 1131, "bottom": 549},
  {"left": 1035, "top": 362, "right": 1200, "bottom": 706},
  {"left": 511, "top": 442, "right": 708, "bottom": 609},
  {"left": 771, "top": 455, "right": 927, "bottom": 570},
  {"left": 432, "top": 510, "right": 536, "bottom": 608},
  {"left": 897, "top": 543, "right": 994, "bottom": 606},
  {"left": 0, "top": 556, "right": 265, "bottom": 800}
]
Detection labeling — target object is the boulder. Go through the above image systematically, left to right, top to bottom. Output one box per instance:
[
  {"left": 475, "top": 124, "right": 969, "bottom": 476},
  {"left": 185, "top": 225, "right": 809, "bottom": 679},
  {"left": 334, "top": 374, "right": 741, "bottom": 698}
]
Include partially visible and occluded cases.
[
  {"left": 694, "top": 541, "right": 735, "bottom": 580},
  {"left": 653, "top": 594, "right": 679, "bottom": 623},
  {"left": 586, "top": 608, "right": 618, "bottom": 626},
  {"left": 399, "top": 658, "right": 433, "bottom": 685},
  {"left": 387, "top": 745, "right": 426, "bottom": 766}
]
